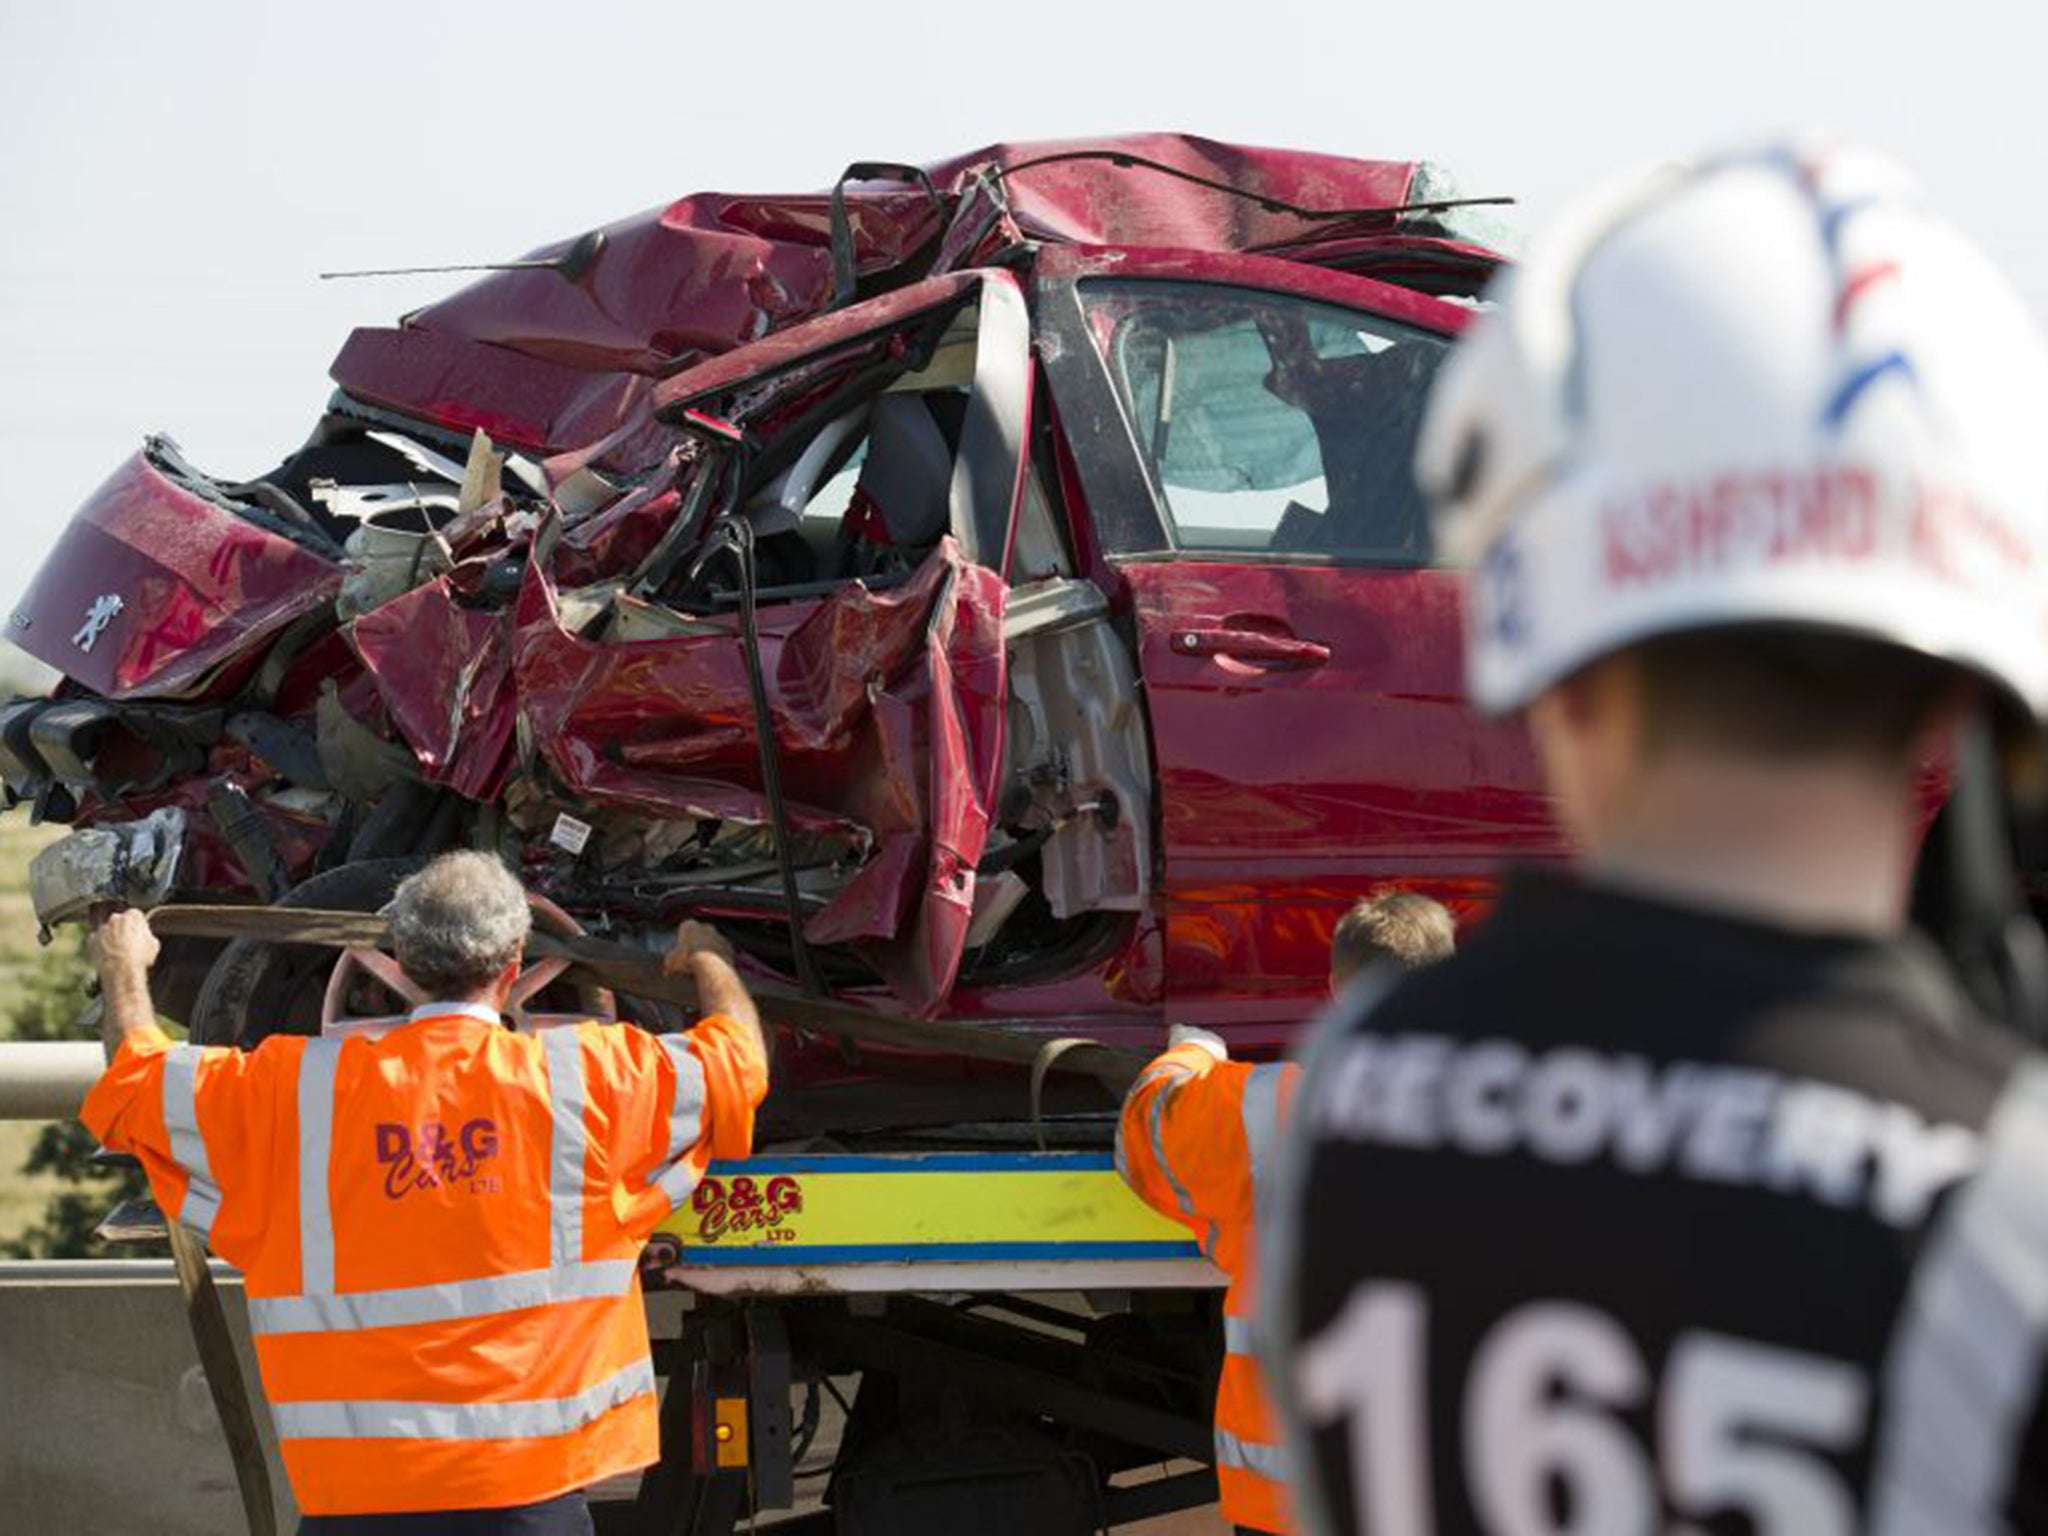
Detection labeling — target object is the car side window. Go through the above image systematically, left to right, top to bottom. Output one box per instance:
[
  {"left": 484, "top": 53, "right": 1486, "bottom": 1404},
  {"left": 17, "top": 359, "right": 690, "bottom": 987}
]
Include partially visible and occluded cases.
[{"left": 1082, "top": 281, "right": 1450, "bottom": 565}]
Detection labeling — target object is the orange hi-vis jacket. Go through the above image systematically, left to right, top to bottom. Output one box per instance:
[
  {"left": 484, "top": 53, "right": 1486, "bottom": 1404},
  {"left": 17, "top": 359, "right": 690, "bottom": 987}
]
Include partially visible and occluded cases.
[
  {"left": 81, "top": 1001, "right": 767, "bottom": 1517},
  {"left": 1117, "top": 1041, "right": 1300, "bottom": 1536}
]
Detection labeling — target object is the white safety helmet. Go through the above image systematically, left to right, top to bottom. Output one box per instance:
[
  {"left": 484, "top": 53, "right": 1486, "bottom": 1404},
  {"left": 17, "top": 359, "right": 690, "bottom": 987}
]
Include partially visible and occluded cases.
[{"left": 1416, "top": 140, "right": 2048, "bottom": 719}]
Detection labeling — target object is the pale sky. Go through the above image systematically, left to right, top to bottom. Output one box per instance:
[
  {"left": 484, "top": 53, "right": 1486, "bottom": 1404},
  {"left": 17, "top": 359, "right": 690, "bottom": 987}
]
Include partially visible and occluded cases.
[{"left": 2, "top": 0, "right": 2042, "bottom": 602}]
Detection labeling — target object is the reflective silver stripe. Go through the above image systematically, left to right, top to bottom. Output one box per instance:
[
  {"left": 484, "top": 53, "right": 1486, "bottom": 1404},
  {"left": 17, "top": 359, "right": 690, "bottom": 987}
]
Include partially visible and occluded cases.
[
  {"left": 542, "top": 1027, "right": 589, "bottom": 1270},
  {"left": 653, "top": 1034, "right": 708, "bottom": 1205},
  {"left": 296, "top": 1039, "right": 343, "bottom": 1296},
  {"left": 162, "top": 1044, "right": 223, "bottom": 1239},
  {"left": 162, "top": 1045, "right": 214, "bottom": 1183},
  {"left": 1133, "top": 1062, "right": 1195, "bottom": 1095},
  {"left": 1870, "top": 1062, "right": 2048, "bottom": 1535},
  {"left": 1241, "top": 1063, "right": 1287, "bottom": 1220},
  {"left": 1116, "top": 1065, "right": 1191, "bottom": 1187},
  {"left": 1145, "top": 1075, "right": 1221, "bottom": 1260},
  {"left": 1146, "top": 1077, "right": 1200, "bottom": 1222},
  {"left": 182, "top": 1180, "right": 222, "bottom": 1240},
  {"left": 248, "top": 1258, "right": 638, "bottom": 1336},
  {"left": 1223, "top": 1313, "right": 1257, "bottom": 1358},
  {"left": 271, "top": 1356, "right": 655, "bottom": 1443},
  {"left": 1214, "top": 1428, "right": 1287, "bottom": 1480}
]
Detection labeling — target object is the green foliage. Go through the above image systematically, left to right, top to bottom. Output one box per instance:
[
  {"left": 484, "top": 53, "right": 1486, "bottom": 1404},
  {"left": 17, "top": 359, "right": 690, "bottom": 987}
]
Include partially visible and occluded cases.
[{"left": 1, "top": 935, "right": 161, "bottom": 1259}]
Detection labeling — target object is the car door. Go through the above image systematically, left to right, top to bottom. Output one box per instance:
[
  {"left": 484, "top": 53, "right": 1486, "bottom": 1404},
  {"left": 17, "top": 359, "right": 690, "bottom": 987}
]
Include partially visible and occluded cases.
[
  {"left": 1037, "top": 250, "right": 1560, "bottom": 1044},
  {"left": 518, "top": 272, "right": 1036, "bottom": 1018}
]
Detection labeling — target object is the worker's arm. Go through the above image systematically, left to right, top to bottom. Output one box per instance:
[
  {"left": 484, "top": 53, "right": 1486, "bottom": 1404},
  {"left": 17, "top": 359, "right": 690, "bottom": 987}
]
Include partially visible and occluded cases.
[
  {"left": 78, "top": 906, "right": 276, "bottom": 1263},
  {"left": 88, "top": 908, "right": 164, "bottom": 1065},
  {"left": 588, "top": 920, "right": 771, "bottom": 1240},
  {"left": 664, "top": 920, "right": 769, "bottom": 1163},
  {"left": 666, "top": 920, "right": 765, "bottom": 1069},
  {"left": 1115, "top": 1026, "right": 1293, "bottom": 1271}
]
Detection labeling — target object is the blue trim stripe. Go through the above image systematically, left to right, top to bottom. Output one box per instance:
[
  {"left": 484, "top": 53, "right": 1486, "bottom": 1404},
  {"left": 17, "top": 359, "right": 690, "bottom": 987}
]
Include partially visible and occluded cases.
[
  {"left": 1819, "top": 195, "right": 1878, "bottom": 257},
  {"left": 1824, "top": 350, "right": 1917, "bottom": 429},
  {"left": 705, "top": 1153, "right": 1117, "bottom": 1175},
  {"left": 678, "top": 1239, "right": 1202, "bottom": 1266}
]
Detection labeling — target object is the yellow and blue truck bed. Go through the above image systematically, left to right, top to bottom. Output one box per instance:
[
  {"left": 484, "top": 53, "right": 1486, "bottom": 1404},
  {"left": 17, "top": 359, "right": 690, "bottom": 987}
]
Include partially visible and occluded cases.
[{"left": 655, "top": 1150, "right": 1224, "bottom": 1295}]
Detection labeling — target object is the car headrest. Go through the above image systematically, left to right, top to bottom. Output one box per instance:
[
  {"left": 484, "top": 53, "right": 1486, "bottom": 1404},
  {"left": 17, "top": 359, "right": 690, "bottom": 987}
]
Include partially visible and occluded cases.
[
  {"left": 854, "top": 394, "right": 953, "bottom": 547},
  {"left": 744, "top": 404, "right": 869, "bottom": 537}
]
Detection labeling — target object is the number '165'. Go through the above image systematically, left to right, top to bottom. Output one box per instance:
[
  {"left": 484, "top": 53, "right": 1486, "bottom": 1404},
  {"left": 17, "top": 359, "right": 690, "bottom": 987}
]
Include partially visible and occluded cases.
[{"left": 1296, "top": 1285, "right": 1869, "bottom": 1535}]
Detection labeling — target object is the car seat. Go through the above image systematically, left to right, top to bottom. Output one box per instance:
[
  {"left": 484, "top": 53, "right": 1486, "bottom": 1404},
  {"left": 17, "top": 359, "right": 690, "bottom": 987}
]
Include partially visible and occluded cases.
[
  {"left": 1286, "top": 348, "right": 1435, "bottom": 560},
  {"left": 834, "top": 393, "right": 958, "bottom": 576}
]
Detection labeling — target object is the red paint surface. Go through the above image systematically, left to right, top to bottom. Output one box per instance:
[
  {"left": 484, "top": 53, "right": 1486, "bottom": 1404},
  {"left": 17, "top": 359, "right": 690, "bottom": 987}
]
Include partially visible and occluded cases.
[
  {"left": 330, "top": 136, "right": 1443, "bottom": 460},
  {"left": 10, "top": 451, "right": 339, "bottom": 701},
  {"left": 510, "top": 538, "right": 1008, "bottom": 1015},
  {"left": 1124, "top": 561, "right": 1553, "bottom": 1039},
  {"left": 350, "top": 577, "right": 519, "bottom": 802}
]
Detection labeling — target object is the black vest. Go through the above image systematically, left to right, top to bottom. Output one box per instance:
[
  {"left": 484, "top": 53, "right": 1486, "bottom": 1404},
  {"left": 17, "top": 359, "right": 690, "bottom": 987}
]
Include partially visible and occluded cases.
[{"left": 1267, "top": 870, "right": 2048, "bottom": 1535}]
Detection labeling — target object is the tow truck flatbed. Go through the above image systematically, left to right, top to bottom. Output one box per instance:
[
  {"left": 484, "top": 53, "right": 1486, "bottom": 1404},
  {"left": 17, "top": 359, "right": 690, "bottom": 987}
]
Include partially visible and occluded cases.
[{"left": 656, "top": 1150, "right": 1225, "bottom": 1296}]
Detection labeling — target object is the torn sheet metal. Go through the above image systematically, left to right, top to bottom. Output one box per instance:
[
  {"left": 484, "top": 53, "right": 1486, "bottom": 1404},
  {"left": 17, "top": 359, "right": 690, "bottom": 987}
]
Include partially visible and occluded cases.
[
  {"left": 330, "top": 137, "right": 1438, "bottom": 463},
  {"left": 512, "top": 535, "right": 1006, "bottom": 1013},
  {"left": 348, "top": 576, "right": 517, "bottom": 802},
  {"left": 77, "top": 772, "right": 332, "bottom": 901}
]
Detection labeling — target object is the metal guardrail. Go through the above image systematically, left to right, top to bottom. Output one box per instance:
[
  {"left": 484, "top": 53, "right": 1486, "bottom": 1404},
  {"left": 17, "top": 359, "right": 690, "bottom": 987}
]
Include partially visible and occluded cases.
[
  {"left": 0, "top": 1039, "right": 101, "bottom": 1118},
  {"left": 0, "top": 1042, "right": 282, "bottom": 1536},
  {"left": 0, "top": 1250, "right": 296, "bottom": 1536},
  {"left": 0, "top": 1258, "right": 232, "bottom": 1281}
]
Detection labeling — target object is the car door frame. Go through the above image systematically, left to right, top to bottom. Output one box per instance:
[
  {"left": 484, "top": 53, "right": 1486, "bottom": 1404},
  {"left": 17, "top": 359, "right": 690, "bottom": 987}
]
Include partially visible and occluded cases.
[
  {"left": 1030, "top": 243, "right": 1478, "bottom": 567},
  {"left": 1032, "top": 246, "right": 1548, "bottom": 1042},
  {"left": 653, "top": 267, "right": 1035, "bottom": 575}
]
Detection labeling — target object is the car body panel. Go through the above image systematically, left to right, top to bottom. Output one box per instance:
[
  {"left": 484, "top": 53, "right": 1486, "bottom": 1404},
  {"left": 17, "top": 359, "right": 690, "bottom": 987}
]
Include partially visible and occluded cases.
[
  {"left": 390, "top": 135, "right": 1427, "bottom": 378},
  {"left": 326, "top": 136, "right": 1446, "bottom": 460},
  {"left": 1030, "top": 241, "right": 1485, "bottom": 333},
  {"left": 651, "top": 273, "right": 985, "bottom": 420},
  {"left": 329, "top": 326, "right": 656, "bottom": 463},
  {"left": 9, "top": 447, "right": 341, "bottom": 701},
  {"left": 510, "top": 539, "right": 1008, "bottom": 1015},
  {"left": 1124, "top": 560, "right": 1552, "bottom": 1037},
  {"left": 348, "top": 575, "right": 519, "bottom": 802}
]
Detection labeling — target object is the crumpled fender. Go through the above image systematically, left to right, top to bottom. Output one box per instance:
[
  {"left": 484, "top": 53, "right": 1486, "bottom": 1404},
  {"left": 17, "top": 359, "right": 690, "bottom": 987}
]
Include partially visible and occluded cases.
[
  {"left": 511, "top": 531, "right": 1007, "bottom": 1013},
  {"left": 348, "top": 576, "right": 518, "bottom": 802}
]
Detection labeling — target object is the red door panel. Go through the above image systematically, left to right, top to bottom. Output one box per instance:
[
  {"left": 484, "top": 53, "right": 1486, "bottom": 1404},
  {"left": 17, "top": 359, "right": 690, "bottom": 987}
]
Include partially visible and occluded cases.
[
  {"left": 1045, "top": 264, "right": 1565, "bottom": 1044},
  {"left": 1127, "top": 561, "right": 1554, "bottom": 1041}
]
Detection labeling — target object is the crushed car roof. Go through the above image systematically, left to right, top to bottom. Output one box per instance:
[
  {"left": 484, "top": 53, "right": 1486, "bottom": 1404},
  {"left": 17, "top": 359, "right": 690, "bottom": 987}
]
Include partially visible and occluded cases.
[{"left": 369, "top": 134, "right": 1462, "bottom": 381}]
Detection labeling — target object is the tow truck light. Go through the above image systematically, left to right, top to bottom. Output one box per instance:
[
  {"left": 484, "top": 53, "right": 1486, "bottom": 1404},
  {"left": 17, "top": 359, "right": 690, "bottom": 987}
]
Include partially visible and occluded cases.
[{"left": 713, "top": 1396, "right": 750, "bottom": 1468}]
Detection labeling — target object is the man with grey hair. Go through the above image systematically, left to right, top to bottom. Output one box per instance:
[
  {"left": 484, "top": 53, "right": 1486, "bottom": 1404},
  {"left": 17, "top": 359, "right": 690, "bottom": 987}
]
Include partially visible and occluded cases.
[
  {"left": 385, "top": 849, "right": 543, "bottom": 1000},
  {"left": 82, "top": 850, "right": 769, "bottom": 1533}
]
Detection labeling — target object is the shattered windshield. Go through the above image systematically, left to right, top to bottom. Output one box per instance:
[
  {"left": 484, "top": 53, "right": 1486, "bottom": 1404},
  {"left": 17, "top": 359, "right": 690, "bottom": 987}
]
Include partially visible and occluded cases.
[{"left": 1084, "top": 281, "right": 1451, "bottom": 564}]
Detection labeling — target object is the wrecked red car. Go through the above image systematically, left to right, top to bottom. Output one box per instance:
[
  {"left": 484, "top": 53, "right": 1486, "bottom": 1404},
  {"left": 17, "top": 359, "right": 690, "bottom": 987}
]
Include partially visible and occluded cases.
[{"left": 2, "top": 134, "right": 1556, "bottom": 1134}]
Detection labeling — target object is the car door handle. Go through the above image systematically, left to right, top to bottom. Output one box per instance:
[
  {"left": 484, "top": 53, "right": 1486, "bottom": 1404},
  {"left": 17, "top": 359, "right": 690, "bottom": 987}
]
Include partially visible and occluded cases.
[{"left": 1170, "top": 627, "right": 1331, "bottom": 666}]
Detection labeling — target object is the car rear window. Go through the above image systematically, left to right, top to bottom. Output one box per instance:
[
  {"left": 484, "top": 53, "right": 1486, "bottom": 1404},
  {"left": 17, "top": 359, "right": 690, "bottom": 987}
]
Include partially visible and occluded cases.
[{"left": 1081, "top": 280, "right": 1451, "bottom": 565}]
